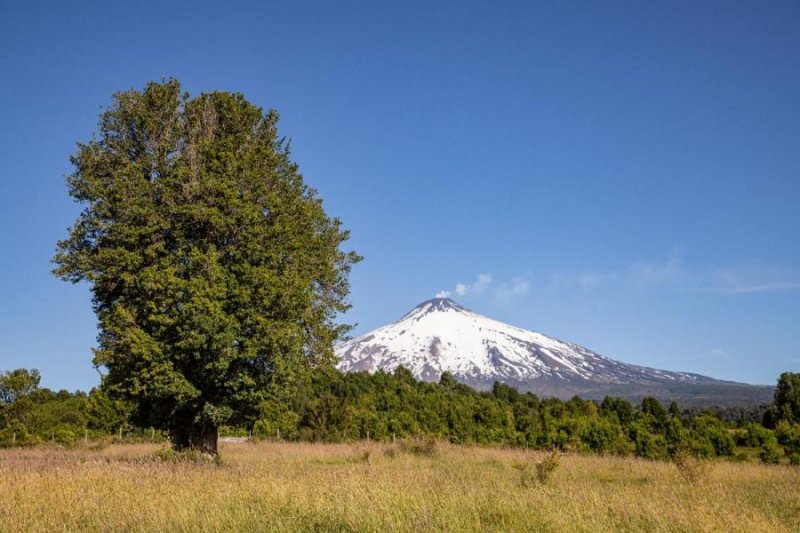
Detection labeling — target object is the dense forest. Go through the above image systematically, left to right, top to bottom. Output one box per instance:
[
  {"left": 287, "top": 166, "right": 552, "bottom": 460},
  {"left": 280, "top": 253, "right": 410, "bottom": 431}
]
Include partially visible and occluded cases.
[{"left": 2, "top": 366, "right": 799, "bottom": 464}]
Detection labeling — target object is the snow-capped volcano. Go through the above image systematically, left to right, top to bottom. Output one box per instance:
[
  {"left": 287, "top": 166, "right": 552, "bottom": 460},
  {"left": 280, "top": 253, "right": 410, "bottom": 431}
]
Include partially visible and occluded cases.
[{"left": 335, "top": 298, "right": 772, "bottom": 405}]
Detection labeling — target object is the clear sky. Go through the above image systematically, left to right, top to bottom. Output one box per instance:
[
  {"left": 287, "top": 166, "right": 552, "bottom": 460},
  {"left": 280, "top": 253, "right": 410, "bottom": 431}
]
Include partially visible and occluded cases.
[{"left": 1, "top": 1, "right": 798, "bottom": 391}]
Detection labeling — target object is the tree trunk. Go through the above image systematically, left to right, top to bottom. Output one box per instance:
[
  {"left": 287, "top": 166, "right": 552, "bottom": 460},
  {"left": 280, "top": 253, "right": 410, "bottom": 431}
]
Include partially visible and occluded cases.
[{"left": 171, "top": 423, "right": 218, "bottom": 455}]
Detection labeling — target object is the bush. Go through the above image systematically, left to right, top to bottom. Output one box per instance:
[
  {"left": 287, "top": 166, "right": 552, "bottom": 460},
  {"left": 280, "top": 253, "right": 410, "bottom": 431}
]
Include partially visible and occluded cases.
[
  {"left": 254, "top": 401, "right": 301, "bottom": 440},
  {"left": 691, "top": 415, "right": 735, "bottom": 457},
  {"left": 578, "top": 418, "right": 632, "bottom": 455},
  {"left": 0, "top": 421, "right": 37, "bottom": 447},
  {"left": 775, "top": 421, "right": 800, "bottom": 454},
  {"left": 738, "top": 423, "right": 774, "bottom": 448},
  {"left": 631, "top": 425, "right": 668, "bottom": 460},
  {"left": 53, "top": 426, "right": 78, "bottom": 447},
  {"left": 759, "top": 441, "right": 783, "bottom": 464},
  {"left": 512, "top": 451, "right": 560, "bottom": 487},
  {"left": 535, "top": 451, "right": 560, "bottom": 483},
  {"left": 732, "top": 451, "right": 750, "bottom": 462}
]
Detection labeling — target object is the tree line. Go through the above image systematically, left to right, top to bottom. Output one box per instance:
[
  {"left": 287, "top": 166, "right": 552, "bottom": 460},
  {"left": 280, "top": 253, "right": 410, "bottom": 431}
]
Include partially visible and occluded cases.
[{"left": 2, "top": 366, "right": 799, "bottom": 464}]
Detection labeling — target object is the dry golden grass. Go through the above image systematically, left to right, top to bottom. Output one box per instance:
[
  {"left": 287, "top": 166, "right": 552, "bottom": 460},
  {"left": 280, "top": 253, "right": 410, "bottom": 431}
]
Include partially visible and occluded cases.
[{"left": 1, "top": 440, "right": 798, "bottom": 532}]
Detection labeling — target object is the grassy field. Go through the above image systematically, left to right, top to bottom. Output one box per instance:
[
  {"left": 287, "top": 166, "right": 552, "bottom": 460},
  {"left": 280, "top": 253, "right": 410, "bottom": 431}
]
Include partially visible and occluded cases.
[{"left": 1, "top": 440, "right": 798, "bottom": 532}]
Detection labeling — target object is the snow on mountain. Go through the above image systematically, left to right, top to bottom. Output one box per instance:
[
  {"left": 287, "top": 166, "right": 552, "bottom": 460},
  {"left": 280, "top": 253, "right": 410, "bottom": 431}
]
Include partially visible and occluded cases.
[{"left": 335, "top": 298, "right": 772, "bottom": 404}]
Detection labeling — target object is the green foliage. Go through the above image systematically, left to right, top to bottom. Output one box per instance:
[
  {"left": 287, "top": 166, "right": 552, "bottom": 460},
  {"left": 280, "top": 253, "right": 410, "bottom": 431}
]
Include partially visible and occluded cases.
[
  {"left": 52, "top": 79, "right": 360, "bottom": 453},
  {"left": 2, "top": 366, "right": 796, "bottom": 465},
  {"left": 236, "top": 367, "right": 784, "bottom": 462},
  {"left": 0, "top": 368, "right": 41, "bottom": 425},
  {"left": 0, "top": 368, "right": 41, "bottom": 404},
  {"left": 0, "top": 370, "right": 101, "bottom": 447},
  {"left": 764, "top": 372, "right": 800, "bottom": 427},
  {"left": 86, "top": 388, "right": 130, "bottom": 434},
  {"left": 600, "top": 396, "right": 634, "bottom": 425},
  {"left": 641, "top": 397, "right": 668, "bottom": 430},
  {"left": 253, "top": 401, "right": 301, "bottom": 440},
  {"left": 684, "top": 404, "right": 768, "bottom": 426},
  {"left": 690, "top": 415, "right": 736, "bottom": 457},
  {"left": 576, "top": 417, "right": 632, "bottom": 455},
  {"left": 0, "top": 420, "right": 37, "bottom": 447},
  {"left": 774, "top": 421, "right": 800, "bottom": 454},
  {"left": 738, "top": 422, "right": 774, "bottom": 448},
  {"left": 630, "top": 423, "right": 669, "bottom": 460},
  {"left": 740, "top": 423, "right": 784, "bottom": 464},
  {"left": 52, "top": 426, "right": 79, "bottom": 447},
  {"left": 759, "top": 439, "right": 783, "bottom": 464}
]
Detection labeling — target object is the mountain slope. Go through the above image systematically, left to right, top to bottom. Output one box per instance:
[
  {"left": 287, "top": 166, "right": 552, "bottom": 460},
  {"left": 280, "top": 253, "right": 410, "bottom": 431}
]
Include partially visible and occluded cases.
[{"left": 335, "top": 298, "right": 773, "bottom": 406}]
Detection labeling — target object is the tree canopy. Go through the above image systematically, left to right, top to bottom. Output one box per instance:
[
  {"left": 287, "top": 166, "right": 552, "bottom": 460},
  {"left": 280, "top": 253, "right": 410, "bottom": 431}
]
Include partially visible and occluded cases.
[
  {"left": 53, "top": 79, "right": 360, "bottom": 453},
  {"left": 0, "top": 368, "right": 40, "bottom": 405},
  {"left": 0, "top": 368, "right": 41, "bottom": 427},
  {"left": 764, "top": 372, "right": 800, "bottom": 427}
]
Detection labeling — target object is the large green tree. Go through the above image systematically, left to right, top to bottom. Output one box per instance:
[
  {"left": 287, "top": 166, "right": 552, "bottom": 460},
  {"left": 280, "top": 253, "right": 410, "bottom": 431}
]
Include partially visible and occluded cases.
[
  {"left": 53, "top": 79, "right": 360, "bottom": 454},
  {"left": 0, "top": 368, "right": 41, "bottom": 425},
  {"left": 764, "top": 372, "right": 800, "bottom": 428}
]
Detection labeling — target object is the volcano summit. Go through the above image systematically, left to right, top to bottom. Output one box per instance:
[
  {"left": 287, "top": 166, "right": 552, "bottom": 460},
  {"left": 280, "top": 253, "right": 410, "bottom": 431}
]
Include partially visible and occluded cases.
[{"left": 335, "top": 298, "right": 772, "bottom": 406}]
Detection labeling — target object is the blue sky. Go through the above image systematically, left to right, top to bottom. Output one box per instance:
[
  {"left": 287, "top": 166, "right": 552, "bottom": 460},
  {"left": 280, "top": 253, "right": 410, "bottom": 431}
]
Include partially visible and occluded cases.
[{"left": 1, "top": 1, "right": 798, "bottom": 390}]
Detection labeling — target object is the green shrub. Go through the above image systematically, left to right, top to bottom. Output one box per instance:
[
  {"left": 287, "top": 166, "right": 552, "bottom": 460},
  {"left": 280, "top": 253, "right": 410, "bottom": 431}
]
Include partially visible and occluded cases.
[
  {"left": 253, "top": 401, "right": 301, "bottom": 440},
  {"left": 691, "top": 415, "right": 735, "bottom": 457},
  {"left": 578, "top": 418, "right": 632, "bottom": 455},
  {"left": 0, "top": 421, "right": 37, "bottom": 447},
  {"left": 775, "top": 421, "right": 800, "bottom": 454},
  {"left": 740, "top": 423, "right": 776, "bottom": 448},
  {"left": 631, "top": 425, "right": 668, "bottom": 460},
  {"left": 53, "top": 426, "right": 78, "bottom": 447},
  {"left": 759, "top": 441, "right": 783, "bottom": 464},
  {"left": 512, "top": 451, "right": 560, "bottom": 487},
  {"left": 535, "top": 451, "right": 560, "bottom": 483},
  {"left": 732, "top": 451, "right": 750, "bottom": 463}
]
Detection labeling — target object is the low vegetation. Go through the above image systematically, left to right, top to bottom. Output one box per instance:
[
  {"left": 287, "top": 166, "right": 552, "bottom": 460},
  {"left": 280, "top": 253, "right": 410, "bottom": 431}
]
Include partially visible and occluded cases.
[
  {"left": 4, "top": 368, "right": 800, "bottom": 467},
  {"left": 1, "top": 440, "right": 798, "bottom": 531},
  {"left": 512, "top": 450, "right": 561, "bottom": 487}
]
